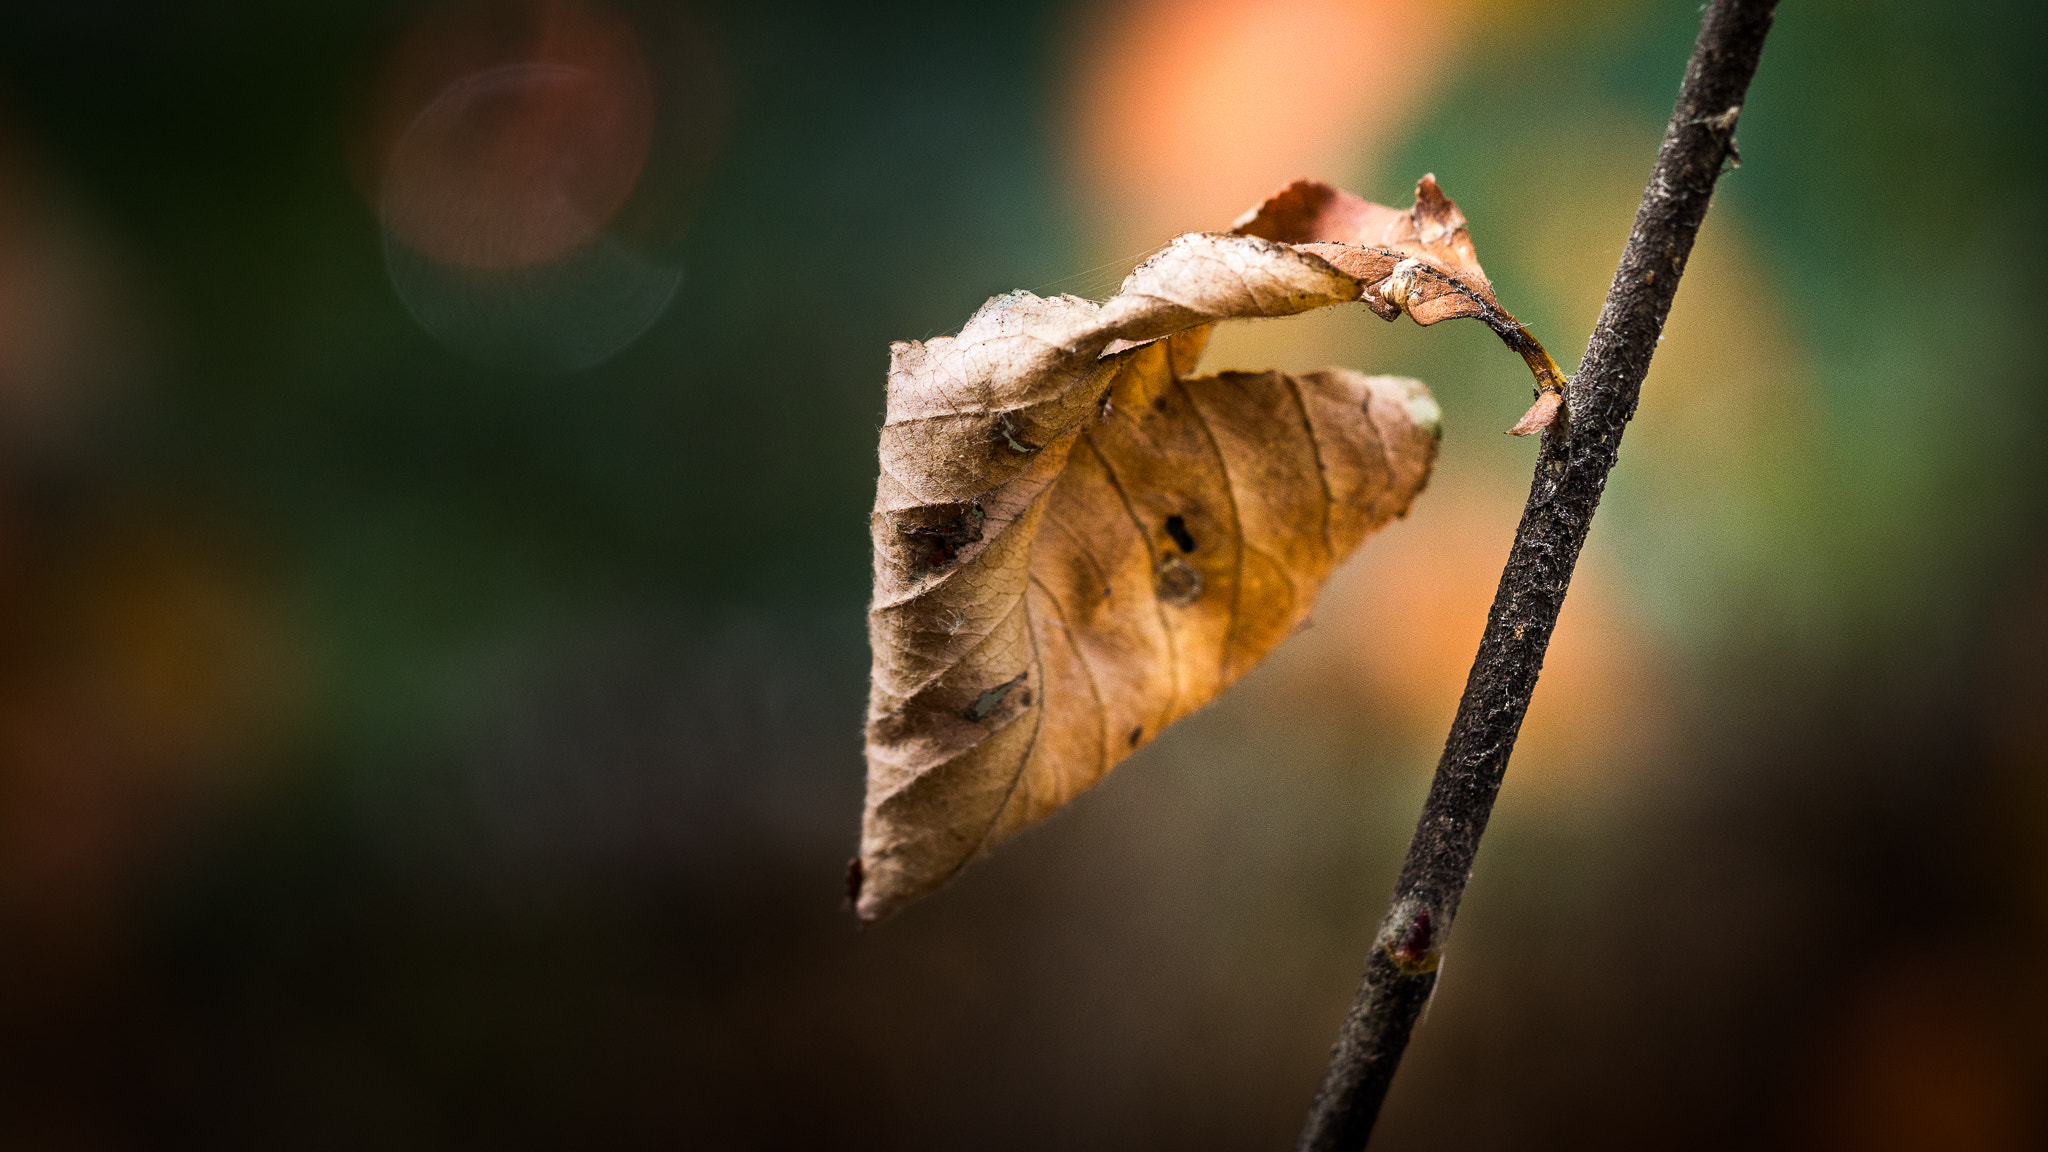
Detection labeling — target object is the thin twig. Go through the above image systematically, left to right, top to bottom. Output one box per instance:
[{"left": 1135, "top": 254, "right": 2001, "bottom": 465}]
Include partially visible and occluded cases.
[{"left": 1296, "top": 2, "right": 1777, "bottom": 1147}]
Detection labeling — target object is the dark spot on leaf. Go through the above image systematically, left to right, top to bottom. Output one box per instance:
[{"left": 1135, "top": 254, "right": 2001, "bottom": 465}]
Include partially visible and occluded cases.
[
  {"left": 996, "top": 412, "right": 1040, "bottom": 454},
  {"left": 898, "top": 501, "right": 985, "bottom": 569},
  {"left": 1164, "top": 514, "right": 1197, "bottom": 553},
  {"left": 1154, "top": 556, "right": 1202, "bottom": 606},
  {"left": 965, "top": 672, "right": 1026, "bottom": 721},
  {"left": 1128, "top": 726, "right": 1143, "bottom": 747}
]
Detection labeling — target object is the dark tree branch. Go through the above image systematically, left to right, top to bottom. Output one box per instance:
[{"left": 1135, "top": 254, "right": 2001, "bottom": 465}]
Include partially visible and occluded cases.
[{"left": 1296, "top": 2, "right": 1777, "bottom": 1148}]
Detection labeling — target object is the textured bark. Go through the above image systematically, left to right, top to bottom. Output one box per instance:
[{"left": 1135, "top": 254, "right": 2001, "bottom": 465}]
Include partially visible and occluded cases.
[{"left": 1296, "top": 2, "right": 1779, "bottom": 1147}]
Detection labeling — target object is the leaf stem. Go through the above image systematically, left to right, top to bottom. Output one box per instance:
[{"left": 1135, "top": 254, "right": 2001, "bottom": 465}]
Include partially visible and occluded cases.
[
  {"left": 1294, "top": 2, "right": 1777, "bottom": 1147},
  {"left": 1368, "top": 253, "right": 1566, "bottom": 431}
]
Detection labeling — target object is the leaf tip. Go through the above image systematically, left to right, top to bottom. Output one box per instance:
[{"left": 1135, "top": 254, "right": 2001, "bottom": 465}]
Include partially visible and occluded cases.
[
  {"left": 1506, "top": 390, "right": 1562, "bottom": 437},
  {"left": 849, "top": 857, "right": 900, "bottom": 925}
]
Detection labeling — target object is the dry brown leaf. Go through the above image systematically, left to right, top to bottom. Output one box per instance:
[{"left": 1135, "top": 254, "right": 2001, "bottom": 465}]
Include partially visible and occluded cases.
[
  {"left": 1234, "top": 176, "right": 1567, "bottom": 435},
  {"left": 855, "top": 178, "right": 1550, "bottom": 922}
]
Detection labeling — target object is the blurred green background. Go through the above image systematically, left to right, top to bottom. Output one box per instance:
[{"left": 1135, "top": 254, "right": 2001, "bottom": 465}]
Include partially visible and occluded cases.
[{"left": 0, "top": 0, "right": 2042, "bottom": 1147}]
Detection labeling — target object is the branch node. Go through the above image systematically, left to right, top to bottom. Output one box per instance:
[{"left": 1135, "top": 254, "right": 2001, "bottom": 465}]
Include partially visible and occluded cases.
[{"left": 1381, "top": 899, "right": 1441, "bottom": 975}]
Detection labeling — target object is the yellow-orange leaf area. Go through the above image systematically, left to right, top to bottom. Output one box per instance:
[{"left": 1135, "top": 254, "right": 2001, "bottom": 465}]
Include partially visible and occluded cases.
[{"left": 855, "top": 176, "right": 1555, "bottom": 922}]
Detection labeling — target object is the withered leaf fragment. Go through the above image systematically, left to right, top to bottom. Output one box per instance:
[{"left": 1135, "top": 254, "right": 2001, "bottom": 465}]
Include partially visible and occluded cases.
[
  {"left": 1234, "top": 176, "right": 1566, "bottom": 435},
  {"left": 858, "top": 178, "right": 1546, "bottom": 922}
]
